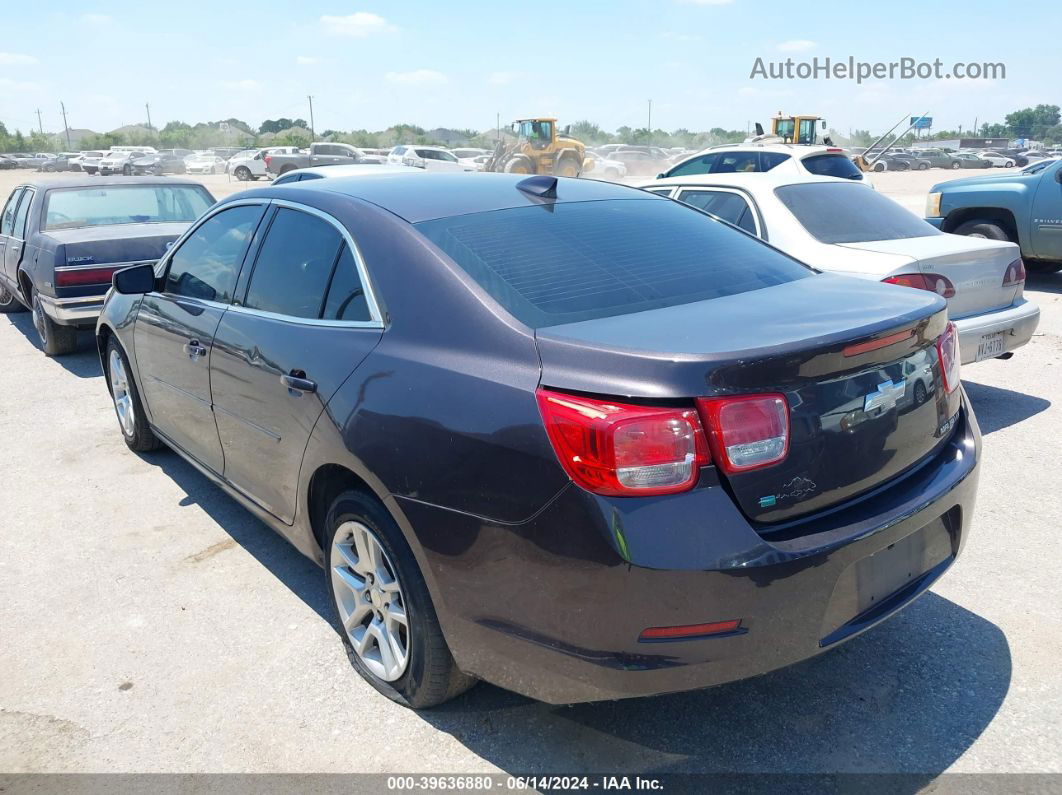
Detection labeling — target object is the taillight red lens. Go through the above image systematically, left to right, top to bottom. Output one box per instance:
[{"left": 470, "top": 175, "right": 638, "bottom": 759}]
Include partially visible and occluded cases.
[
  {"left": 1002, "top": 258, "right": 1026, "bottom": 287},
  {"left": 54, "top": 266, "right": 121, "bottom": 287},
  {"left": 882, "top": 272, "right": 956, "bottom": 299},
  {"left": 936, "top": 321, "right": 961, "bottom": 393},
  {"left": 536, "top": 389, "right": 709, "bottom": 496},
  {"left": 696, "top": 394, "right": 789, "bottom": 474}
]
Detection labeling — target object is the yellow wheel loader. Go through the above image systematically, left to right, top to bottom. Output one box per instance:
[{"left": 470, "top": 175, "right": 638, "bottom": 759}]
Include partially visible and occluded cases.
[{"left": 484, "top": 118, "right": 588, "bottom": 177}]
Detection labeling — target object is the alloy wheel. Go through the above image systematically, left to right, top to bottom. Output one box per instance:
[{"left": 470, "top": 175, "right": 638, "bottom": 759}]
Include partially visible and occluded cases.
[
  {"left": 0, "top": 283, "right": 16, "bottom": 309},
  {"left": 31, "top": 293, "right": 47, "bottom": 344},
  {"left": 109, "top": 348, "right": 136, "bottom": 437},
  {"left": 331, "top": 521, "right": 410, "bottom": 681}
]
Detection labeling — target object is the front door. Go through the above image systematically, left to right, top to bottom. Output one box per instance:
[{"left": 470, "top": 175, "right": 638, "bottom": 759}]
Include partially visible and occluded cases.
[
  {"left": 1031, "top": 161, "right": 1062, "bottom": 261},
  {"left": 0, "top": 188, "right": 26, "bottom": 289},
  {"left": 134, "top": 202, "right": 267, "bottom": 473},
  {"left": 210, "top": 204, "right": 383, "bottom": 523}
]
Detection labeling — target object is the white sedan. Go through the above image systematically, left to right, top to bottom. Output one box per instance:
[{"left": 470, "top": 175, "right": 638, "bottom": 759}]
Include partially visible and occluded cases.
[
  {"left": 387, "top": 145, "right": 475, "bottom": 172},
  {"left": 226, "top": 150, "right": 268, "bottom": 181},
  {"left": 977, "top": 151, "right": 1016, "bottom": 168},
  {"left": 184, "top": 154, "right": 227, "bottom": 175},
  {"left": 271, "top": 163, "right": 421, "bottom": 185},
  {"left": 640, "top": 172, "right": 1040, "bottom": 365}
]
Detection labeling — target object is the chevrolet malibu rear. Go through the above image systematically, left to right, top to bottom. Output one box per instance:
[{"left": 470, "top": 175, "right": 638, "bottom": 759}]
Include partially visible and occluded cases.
[{"left": 97, "top": 174, "right": 979, "bottom": 708}]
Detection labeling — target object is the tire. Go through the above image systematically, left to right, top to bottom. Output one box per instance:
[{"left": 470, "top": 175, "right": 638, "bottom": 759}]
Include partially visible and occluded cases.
[
  {"left": 503, "top": 156, "right": 534, "bottom": 175},
  {"left": 554, "top": 156, "right": 581, "bottom": 178},
  {"left": 951, "top": 161, "right": 961, "bottom": 169},
  {"left": 1005, "top": 161, "right": 1014, "bottom": 168},
  {"left": 873, "top": 162, "right": 886, "bottom": 172},
  {"left": 918, "top": 162, "right": 928, "bottom": 170},
  {"left": 122, "top": 164, "right": 131, "bottom": 176},
  {"left": 279, "top": 165, "right": 296, "bottom": 175},
  {"left": 210, "top": 166, "right": 217, "bottom": 175},
  {"left": 234, "top": 166, "right": 252, "bottom": 181},
  {"left": 953, "top": 220, "right": 1010, "bottom": 241},
  {"left": 1026, "top": 261, "right": 1062, "bottom": 274},
  {"left": 0, "top": 282, "right": 27, "bottom": 313},
  {"left": 31, "top": 288, "right": 78, "bottom": 356},
  {"left": 106, "top": 336, "right": 160, "bottom": 452},
  {"left": 914, "top": 381, "right": 928, "bottom": 407},
  {"left": 324, "top": 489, "right": 476, "bottom": 709}
]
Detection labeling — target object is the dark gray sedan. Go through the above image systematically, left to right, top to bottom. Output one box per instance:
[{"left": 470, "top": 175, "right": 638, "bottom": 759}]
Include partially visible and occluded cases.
[
  {"left": 96, "top": 173, "right": 979, "bottom": 709},
  {"left": 0, "top": 177, "right": 214, "bottom": 354}
]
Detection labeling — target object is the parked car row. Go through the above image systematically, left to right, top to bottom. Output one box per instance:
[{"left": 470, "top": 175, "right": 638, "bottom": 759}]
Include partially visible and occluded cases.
[{"left": 6, "top": 156, "right": 1058, "bottom": 712}]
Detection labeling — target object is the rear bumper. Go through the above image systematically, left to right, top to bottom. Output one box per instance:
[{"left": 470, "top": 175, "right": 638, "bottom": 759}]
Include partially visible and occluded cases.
[
  {"left": 36, "top": 293, "right": 105, "bottom": 327},
  {"left": 954, "top": 298, "right": 1040, "bottom": 364},
  {"left": 394, "top": 395, "right": 981, "bottom": 704}
]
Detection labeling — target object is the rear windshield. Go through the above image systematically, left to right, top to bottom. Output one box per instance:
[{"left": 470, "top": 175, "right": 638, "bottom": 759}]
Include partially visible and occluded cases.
[
  {"left": 801, "top": 153, "right": 863, "bottom": 180},
  {"left": 775, "top": 182, "right": 941, "bottom": 244},
  {"left": 43, "top": 185, "right": 214, "bottom": 230},
  {"left": 415, "top": 199, "right": 812, "bottom": 328}
]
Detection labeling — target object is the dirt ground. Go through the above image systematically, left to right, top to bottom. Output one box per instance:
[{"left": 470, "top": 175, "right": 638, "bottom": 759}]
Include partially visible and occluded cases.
[{"left": 1, "top": 165, "right": 1060, "bottom": 777}]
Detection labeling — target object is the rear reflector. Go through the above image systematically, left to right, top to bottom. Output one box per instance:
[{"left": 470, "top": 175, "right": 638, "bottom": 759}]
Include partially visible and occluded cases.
[
  {"left": 1002, "top": 258, "right": 1026, "bottom": 287},
  {"left": 54, "top": 266, "right": 121, "bottom": 287},
  {"left": 882, "top": 272, "right": 956, "bottom": 299},
  {"left": 936, "top": 321, "right": 961, "bottom": 393},
  {"left": 843, "top": 329, "right": 913, "bottom": 357},
  {"left": 536, "top": 389, "right": 709, "bottom": 496},
  {"left": 696, "top": 394, "right": 789, "bottom": 474},
  {"left": 639, "top": 619, "right": 742, "bottom": 641}
]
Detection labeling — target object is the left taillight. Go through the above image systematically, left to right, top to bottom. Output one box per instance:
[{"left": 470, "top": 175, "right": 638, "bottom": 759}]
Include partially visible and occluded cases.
[
  {"left": 1002, "top": 257, "right": 1026, "bottom": 287},
  {"left": 54, "top": 266, "right": 121, "bottom": 287},
  {"left": 882, "top": 272, "right": 956, "bottom": 299},
  {"left": 936, "top": 321, "right": 961, "bottom": 393},
  {"left": 536, "top": 389, "right": 709, "bottom": 496},
  {"left": 696, "top": 394, "right": 790, "bottom": 474}
]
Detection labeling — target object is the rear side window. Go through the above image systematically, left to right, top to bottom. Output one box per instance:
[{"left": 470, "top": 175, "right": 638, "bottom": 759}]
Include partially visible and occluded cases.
[
  {"left": 801, "top": 154, "right": 863, "bottom": 180},
  {"left": 776, "top": 182, "right": 941, "bottom": 244},
  {"left": 1, "top": 189, "right": 24, "bottom": 235},
  {"left": 12, "top": 189, "right": 33, "bottom": 238},
  {"left": 676, "top": 190, "right": 757, "bottom": 235},
  {"left": 416, "top": 199, "right": 811, "bottom": 328},
  {"left": 165, "top": 204, "right": 263, "bottom": 302},
  {"left": 244, "top": 208, "right": 343, "bottom": 319},
  {"left": 322, "top": 245, "right": 371, "bottom": 321}
]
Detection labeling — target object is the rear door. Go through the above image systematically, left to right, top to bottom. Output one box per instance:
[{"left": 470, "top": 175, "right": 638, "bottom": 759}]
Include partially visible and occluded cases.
[
  {"left": 674, "top": 187, "right": 762, "bottom": 236},
  {"left": 134, "top": 201, "right": 267, "bottom": 473},
  {"left": 210, "top": 202, "right": 384, "bottom": 522}
]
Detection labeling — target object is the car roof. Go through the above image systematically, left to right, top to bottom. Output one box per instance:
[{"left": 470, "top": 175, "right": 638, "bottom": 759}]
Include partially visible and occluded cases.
[
  {"left": 282, "top": 164, "right": 422, "bottom": 179},
  {"left": 642, "top": 171, "right": 864, "bottom": 192},
  {"left": 242, "top": 172, "right": 658, "bottom": 223},
  {"left": 20, "top": 176, "right": 206, "bottom": 191}
]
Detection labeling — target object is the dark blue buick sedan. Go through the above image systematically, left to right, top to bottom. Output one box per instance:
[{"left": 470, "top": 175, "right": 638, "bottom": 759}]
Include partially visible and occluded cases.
[
  {"left": 96, "top": 173, "right": 980, "bottom": 708},
  {"left": 0, "top": 177, "right": 214, "bottom": 354}
]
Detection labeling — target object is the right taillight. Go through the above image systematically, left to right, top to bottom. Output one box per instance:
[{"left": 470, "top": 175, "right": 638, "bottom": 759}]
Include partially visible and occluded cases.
[
  {"left": 1002, "top": 258, "right": 1026, "bottom": 287},
  {"left": 883, "top": 273, "right": 956, "bottom": 299},
  {"left": 936, "top": 321, "right": 961, "bottom": 393},
  {"left": 536, "top": 389, "right": 709, "bottom": 496},
  {"left": 696, "top": 394, "right": 790, "bottom": 474}
]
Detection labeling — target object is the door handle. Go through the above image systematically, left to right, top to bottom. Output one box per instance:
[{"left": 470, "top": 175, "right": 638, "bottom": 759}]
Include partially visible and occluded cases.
[
  {"left": 183, "top": 339, "right": 207, "bottom": 359},
  {"left": 281, "top": 370, "right": 317, "bottom": 395}
]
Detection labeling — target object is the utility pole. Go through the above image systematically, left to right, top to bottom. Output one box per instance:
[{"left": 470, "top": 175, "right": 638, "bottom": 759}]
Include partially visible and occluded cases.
[
  {"left": 307, "top": 95, "right": 316, "bottom": 142},
  {"left": 647, "top": 99, "right": 652, "bottom": 140},
  {"left": 60, "top": 102, "right": 71, "bottom": 150},
  {"left": 145, "top": 102, "right": 153, "bottom": 131},
  {"left": 35, "top": 108, "right": 44, "bottom": 135},
  {"left": 496, "top": 112, "right": 500, "bottom": 143},
  {"left": 973, "top": 116, "right": 978, "bottom": 137}
]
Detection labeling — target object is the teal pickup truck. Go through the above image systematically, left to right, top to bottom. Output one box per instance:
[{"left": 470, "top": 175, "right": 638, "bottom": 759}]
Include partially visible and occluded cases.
[{"left": 926, "top": 157, "right": 1062, "bottom": 273}]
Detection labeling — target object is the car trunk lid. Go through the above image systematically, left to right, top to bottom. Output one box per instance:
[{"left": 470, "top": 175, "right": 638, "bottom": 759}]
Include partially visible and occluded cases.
[
  {"left": 840, "top": 235, "right": 1021, "bottom": 318},
  {"left": 535, "top": 274, "right": 960, "bottom": 524}
]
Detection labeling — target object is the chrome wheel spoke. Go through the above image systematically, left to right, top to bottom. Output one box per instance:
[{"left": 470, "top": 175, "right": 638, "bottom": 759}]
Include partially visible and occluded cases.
[
  {"left": 109, "top": 349, "right": 135, "bottom": 436},
  {"left": 330, "top": 520, "right": 410, "bottom": 682}
]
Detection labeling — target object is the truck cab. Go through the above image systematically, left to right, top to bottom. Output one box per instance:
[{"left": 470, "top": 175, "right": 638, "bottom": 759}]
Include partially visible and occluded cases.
[{"left": 925, "top": 157, "right": 1062, "bottom": 272}]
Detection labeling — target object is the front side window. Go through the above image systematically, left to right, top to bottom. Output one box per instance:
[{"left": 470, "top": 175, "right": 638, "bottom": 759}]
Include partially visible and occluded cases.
[
  {"left": 776, "top": 182, "right": 941, "bottom": 244},
  {"left": 43, "top": 185, "right": 214, "bottom": 231},
  {"left": 677, "top": 190, "right": 757, "bottom": 235},
  {"left": 416, "top": 198, "right": 811, "bottom": 328},
  {"left": 164, "top": 204, "right": 263, "bottom": 302},
  {"left": 244, "top": 208, "right": 343, "bottom": 319}
]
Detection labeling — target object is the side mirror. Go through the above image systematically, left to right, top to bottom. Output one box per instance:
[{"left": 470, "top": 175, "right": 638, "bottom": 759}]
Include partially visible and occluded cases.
[
  {"left": 821, "top": 120, "right": 827, "bottom": 129},
  {"left": 656, "top": 173, "right": 665, "bottom": 179},
  {"left": 112, "top": 262, "right": 157, "bottom": 295}
]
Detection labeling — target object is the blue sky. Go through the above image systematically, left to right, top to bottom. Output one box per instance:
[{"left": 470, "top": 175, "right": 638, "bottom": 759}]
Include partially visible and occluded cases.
[{"left": 1, "top": 1, "right": 1059, "bottom": 136}]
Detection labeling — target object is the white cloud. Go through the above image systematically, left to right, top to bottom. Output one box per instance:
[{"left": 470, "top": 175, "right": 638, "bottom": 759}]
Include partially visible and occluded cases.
[
  {"left": 320, "top": 12, "right": 395, "bottom": 37},
  {"left": 81, "top": 13, "right": 111, "bottom": 24},
  {"left": 777, "top": 39, "right": 816, "bottom": 52},
  {"left": 0, "top": 52, "right": 38, "bottom": 65},
  {"left": 296, "top": 55, "right": 320, "bottom": 65},
  {"left": 385, "top": 69, "right": 448, "bottom": 86},
  {"left": 488, "top": 71, "right": 521, "bottom": 85},
  {"left": 220, "top": 79, "right": 260, "bottom": 91}
]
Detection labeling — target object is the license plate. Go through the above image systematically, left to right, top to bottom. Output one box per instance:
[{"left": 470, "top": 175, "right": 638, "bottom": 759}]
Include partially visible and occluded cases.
[{"left": 975, "top": 331, "right": 1006, "bottom": 361}]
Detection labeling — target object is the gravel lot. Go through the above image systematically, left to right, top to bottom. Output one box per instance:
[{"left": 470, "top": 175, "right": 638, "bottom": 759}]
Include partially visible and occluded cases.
[{"left": 1, "top": 167, "right": 1060, "bottom": 777}]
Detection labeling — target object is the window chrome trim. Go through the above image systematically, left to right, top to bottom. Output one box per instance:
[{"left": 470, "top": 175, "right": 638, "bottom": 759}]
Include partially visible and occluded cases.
[
  {"left": 674, "top": 186, "right": 766, "bottom": 239},
  {"left": 153, "top": 198, "right": 271, "bottom": 278},
  {"left": 244, "top": 198, "right": 384, "bottom": 328}
]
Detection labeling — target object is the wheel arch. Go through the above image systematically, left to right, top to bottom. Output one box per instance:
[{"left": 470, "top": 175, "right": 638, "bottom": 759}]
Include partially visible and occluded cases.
[{"left": 942, "top": 206, "right": 1019, "bottom": 241}]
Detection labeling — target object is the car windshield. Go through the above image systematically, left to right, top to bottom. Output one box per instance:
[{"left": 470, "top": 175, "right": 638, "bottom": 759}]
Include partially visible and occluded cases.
[
  {"left": 1022, "top": 159, "right": 1058, "bottom": 174},
  {"left": 776, "top": 182, "right": 941, "bottom": 244},
  {"left": 43, "top": 185, "right": 214, "bottom": 230},
  {"left": 415, "top": 198, "right": 812, "bottom": 328}
]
